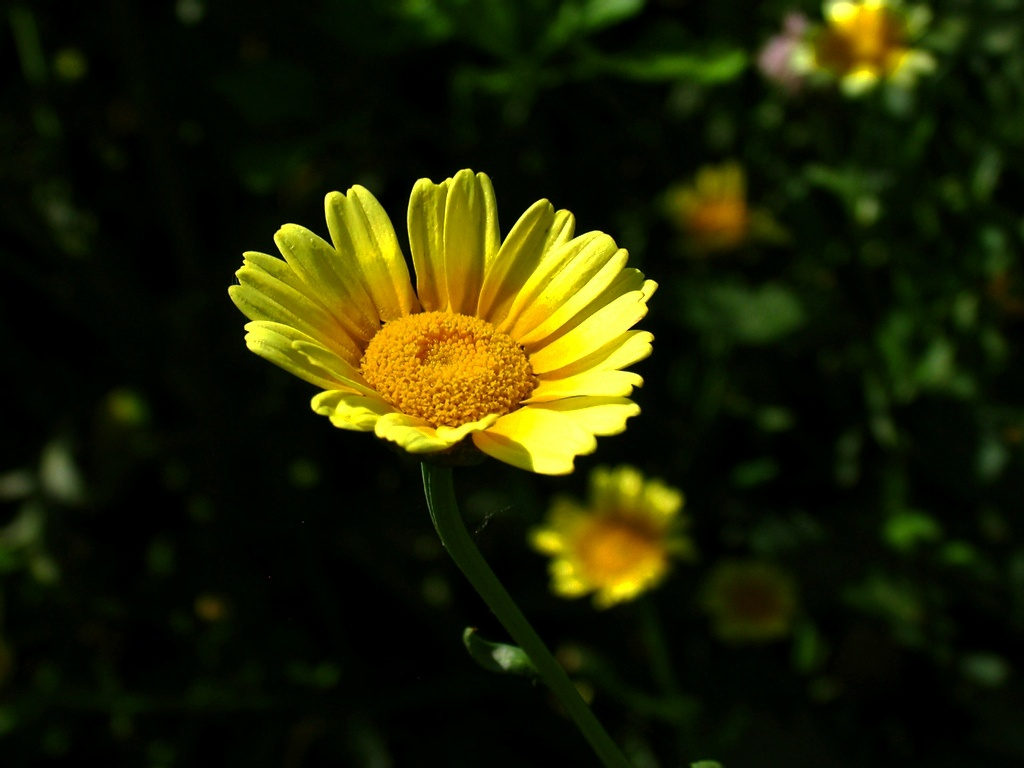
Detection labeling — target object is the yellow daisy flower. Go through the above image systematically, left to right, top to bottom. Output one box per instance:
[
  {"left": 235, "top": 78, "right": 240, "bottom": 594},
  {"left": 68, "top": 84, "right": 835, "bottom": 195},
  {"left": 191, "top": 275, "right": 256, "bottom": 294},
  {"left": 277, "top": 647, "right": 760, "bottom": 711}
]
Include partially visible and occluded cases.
[
  {"left": 805, "top": 0, "right": 934, "bottom": 94},
  {"left": 665, "top": 163, "right": 783, "bottom": 254},
  {"left": 665, "top": 163, "right": 749, "bottom": 253},
  {"left": 229, "top": 170, "right": 655, "bottom": 475},
  {"left": 530, "top": 466, "right": 692, "bottom": 608},
  {"left": 701, "top": 560, "right": 798, "bottom": 643}
]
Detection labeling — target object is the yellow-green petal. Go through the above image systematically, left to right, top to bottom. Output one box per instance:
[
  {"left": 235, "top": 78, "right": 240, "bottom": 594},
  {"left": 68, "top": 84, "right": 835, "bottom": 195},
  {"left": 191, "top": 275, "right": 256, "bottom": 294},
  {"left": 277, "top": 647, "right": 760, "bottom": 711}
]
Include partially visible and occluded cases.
[
  {"left": 825, "top": 0, "right": 857, "bottom": 25},
  {"left": 841, "top": 67, "right": 880, "bottom": 95},
  {"left": 443, "top": 170, "right": 500, "bottom": 314},
  {"left": 407, "top": 176, "right": 451, "bottom": 312},
  {"left": 325, "top": 185, "right": 419, "bottom": 321},
  {"left": 475, "top": 198, "right": 555, "bottom": 324},
  {"left": 544, "top": 209, "right": 577, "bottom": 253},
  {"left": 273, "top": 224, "right": 379, "bottom": 342},
  {"left": 495, "top": 231, "right": 605, "bottom": 336},
  {"left": 511, "top": 238, "right": 628, "bottom": 346},
  {"left": 230, "top": 255, "right": 363, "bottom": 364},
  {"left": 535, "top": 269, "right": 653, "bottom": 349},
  {"left": 527, "top": 283, "right": 655, "bottom": 374},
  {"left": 242, "top": 322, "right": 354, "bottom": 392},
  {"left": 541, "top": 330, "right": 653, "bottom": 381},
  {"left": 291, "top": 339, "right": 379, "bottom": 397},
  {"left": 526, "top": 369, "right": 643, "bottom": 402},
  {"left": 311, "top": 390, "right": 395, "bottom": 431},
  {"left": 531, "top": 397, "right": 641, "bottom": 436},
  {"left": 472, "top": 407, "right": 599, "bottom": 475},
  {"left": 374, "top": 411, "right": 499, "bottom": 453},
  {"left": 546, "top": 499, "right": 588, "bottom": 531},
  {"left": 529, "top": 500, "right": 586, "bottom": 554},
  {"left": 530, "top": 529, "right": 566, "bottom": 554},
  {"left": 551, "top": 567, "right": 591, "bottom": 598}
]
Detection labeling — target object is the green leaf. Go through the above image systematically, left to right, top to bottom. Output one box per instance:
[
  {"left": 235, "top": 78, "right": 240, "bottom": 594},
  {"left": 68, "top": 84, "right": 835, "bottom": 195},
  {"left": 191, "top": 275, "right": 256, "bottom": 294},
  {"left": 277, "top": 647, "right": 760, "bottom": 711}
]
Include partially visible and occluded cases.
[
  {"left": 392, "top": 0, "right": 456, "bottom": 42},
  {"left": 446, "top": 0, "right": 521, "bottom": 60},
  {"left": 541, "top": 0, "right": 645, "bottom": 55},
  {"left": 580, "top": 0, "right": 645, "bottom": 32},
  {"left": 598, "top": 48, "right": 747, "bottom": 83},
  {"left": 683, "top": 281, "right": 805, "bottom": 346},
  {"left": 755, "top": 406, "right": 794, "bottom": 433},
  {"left": 731, "top": 457, "right": 779, "bottom": 488},
  {"left": 882, "top": 510, "right": 942, "bottom": 552},
  {"left": 940, "top": 540, "right": 979, "bottom": 567},
  {"left": 462, "top": 628, "right": 536, "bottom": 676},
  {"left": 961, "top": 653, "right": 1010, "bottom": 687}
]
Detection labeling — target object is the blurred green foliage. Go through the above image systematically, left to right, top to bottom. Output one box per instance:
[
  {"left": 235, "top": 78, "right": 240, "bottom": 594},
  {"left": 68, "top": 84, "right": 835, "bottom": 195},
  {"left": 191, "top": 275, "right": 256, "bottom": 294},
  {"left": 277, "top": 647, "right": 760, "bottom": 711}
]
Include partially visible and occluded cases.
[{"left": 2, "top": 0, "right": 1024, "bottom": 766}]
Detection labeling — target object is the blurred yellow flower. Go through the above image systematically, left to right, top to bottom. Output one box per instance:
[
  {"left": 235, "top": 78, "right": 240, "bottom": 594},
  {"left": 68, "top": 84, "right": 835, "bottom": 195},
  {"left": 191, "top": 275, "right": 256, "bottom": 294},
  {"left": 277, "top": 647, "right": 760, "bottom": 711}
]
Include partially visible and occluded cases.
[
  {"left": 802, "top": 0, "right": 934, "bottom": 94},
  {"left": 665, "top": 163, "right": 782, "bottom": 254},
  {"left": 230, "top": 170, "right": 656, "bottom": 475},
  {"left": 530, "top": 466, "right": 692, "bottom": 608},
  {"left": 701, "top": 560, "right": 797, "bottom": 643},
  {"left": 194, "top": 593, "right": 229, "bottom": 623}
]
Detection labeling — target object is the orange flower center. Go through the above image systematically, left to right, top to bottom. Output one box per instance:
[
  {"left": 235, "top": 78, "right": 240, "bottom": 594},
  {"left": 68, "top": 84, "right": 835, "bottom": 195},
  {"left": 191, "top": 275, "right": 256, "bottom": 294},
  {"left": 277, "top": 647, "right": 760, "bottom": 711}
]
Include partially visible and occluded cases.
[
  {"left": 815, "top": 5, "right": 907, "bottom": 76},
  {"left": 687, "top": 199, "right": 749, "bottom": 247},
  {"left": 359, "top": 311, "right": 536, "bottom": 428},
  {"left": 574, "top": 515, "right": 665, "bottom": 587}
]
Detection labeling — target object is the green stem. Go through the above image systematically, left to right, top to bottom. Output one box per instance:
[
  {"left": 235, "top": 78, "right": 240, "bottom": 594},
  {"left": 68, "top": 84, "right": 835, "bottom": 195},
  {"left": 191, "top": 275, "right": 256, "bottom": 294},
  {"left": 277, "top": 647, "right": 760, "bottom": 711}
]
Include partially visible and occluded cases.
[
  {"left": 421, "top": 463, "right": 632, "bottom": 768},
  {"left": 639, "top": 595, "right": 691, "bottom": 761},
  {"left": 638, "top": 596, "right": 679, "bottom": 699}
]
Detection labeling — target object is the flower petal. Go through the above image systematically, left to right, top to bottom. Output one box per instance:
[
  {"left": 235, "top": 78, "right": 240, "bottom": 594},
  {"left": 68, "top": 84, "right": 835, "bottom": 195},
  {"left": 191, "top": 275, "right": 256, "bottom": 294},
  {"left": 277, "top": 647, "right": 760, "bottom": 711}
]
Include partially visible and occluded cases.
[
  {"left": 825, "top": 1, "right": 857, "bottom": 26},
  {"left": 892, "top": 49, "right": 935, "bottom": 79},
  {"left": 841, "top": 67, "right": 880, "bottom": 95},
  {"left": 443, "top": 170, "right": 500, "bottom": 314},
  {"left": 407, "top": 176, "right": 451, "bottom": 312},
  {"left": 325, "top": 185, "right": 419, "bottom": 321},
  {"left": 475, "top": 198, "right": 555, "bottom": 323},
  {"left": 544, "top": 209, "right": 577, "bottom": 253},
  {"left": 273, "top": 224, "right": 379, "bottom": 342},
  {"left": 496, "top": 231, "right": 605, "bottom": 334},
  {"left": 510, "top": 238, "right": 628, "bottom": 346},
  {"left": 230, "top": 252, "right": 362, "bottom": 364},
  {"left": 537, "top": 267, "right": 651, "bottom": 345},
  {"left": 527, "top": 282, "right": 656, "bottom": 374},
  {"left": 242, "top": 321, "right": 355, "bottom": 392},
  {"left": 542, "top": 330, "right": 653, "bottom": 379},
  {"left": 291, "top": 340, "right": 379, "bottom": 397},
  {"left": 526, "top": 370, "right": 643, "bottom": 402},
  {"left": 311, "top": 390, "right": 395, "bottom": 431},
  {"left": 531, "top": 397, "right": 641, "bottom": 436},
  {"left": 472, "top": 407, "right": 600, "bottom": 475},
  {"left": 375, "top": 412, "right": 499, "bottom": 453},
  {"left": 529, "top": 499, "right": 587, "bottom": 554},
  {"left": 530, "top": 530, "right": 566, "bottom": 554},
  {"left": 551, "top": 564, "right": 590, "bottom": 597}
]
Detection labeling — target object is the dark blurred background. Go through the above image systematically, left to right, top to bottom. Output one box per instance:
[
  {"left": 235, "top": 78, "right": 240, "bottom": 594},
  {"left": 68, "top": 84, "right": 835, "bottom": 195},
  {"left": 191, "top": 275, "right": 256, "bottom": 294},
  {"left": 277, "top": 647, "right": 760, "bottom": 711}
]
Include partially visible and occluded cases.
[{"left": 2, "top": 0, "right": 1023, "bottom": 765}]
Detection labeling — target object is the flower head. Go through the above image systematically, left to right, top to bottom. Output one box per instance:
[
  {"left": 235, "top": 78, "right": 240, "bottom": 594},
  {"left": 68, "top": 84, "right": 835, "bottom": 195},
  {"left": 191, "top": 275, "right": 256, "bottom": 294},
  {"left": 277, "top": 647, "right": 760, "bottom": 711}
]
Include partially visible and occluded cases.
[
  {"left": 797, "top": 0, "right": 934, "bottom": 95},
  {"left": 665, "top": 163, "right": 782, "bottom": 254},
  {"left": 665, "top": 163, "right": 749, "bottom": 253},
  {"left": 229, "top": 170, "right": 655, "bottom": 475},
  {"left": 530, "top": 466, "right": 692, "bottom": 608},
  {"left": 701, "top": 560, "right": 797, "bottom": 643}
]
